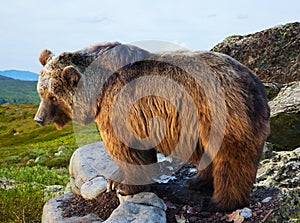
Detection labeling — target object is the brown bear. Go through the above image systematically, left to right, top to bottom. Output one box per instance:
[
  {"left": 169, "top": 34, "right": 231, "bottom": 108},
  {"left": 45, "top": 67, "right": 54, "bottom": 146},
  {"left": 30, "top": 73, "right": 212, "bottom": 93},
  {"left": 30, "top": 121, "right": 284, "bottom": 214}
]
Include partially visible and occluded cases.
[{"left": 34, "top": 42, "right": 270, "bottom": 212}]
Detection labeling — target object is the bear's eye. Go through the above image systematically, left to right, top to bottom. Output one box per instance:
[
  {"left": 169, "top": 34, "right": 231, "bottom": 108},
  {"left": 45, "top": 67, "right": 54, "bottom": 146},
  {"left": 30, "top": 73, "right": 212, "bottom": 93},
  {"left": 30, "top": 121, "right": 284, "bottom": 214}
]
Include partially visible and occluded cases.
[{"left": 49, "top": 96, "right": 57, "bottom": 102}]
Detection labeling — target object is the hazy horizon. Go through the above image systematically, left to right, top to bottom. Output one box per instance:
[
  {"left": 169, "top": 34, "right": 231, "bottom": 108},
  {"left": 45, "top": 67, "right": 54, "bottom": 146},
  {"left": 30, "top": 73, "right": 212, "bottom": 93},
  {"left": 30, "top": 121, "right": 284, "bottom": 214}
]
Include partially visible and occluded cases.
[{"left": 1, "top": 0, "right": 299, "bottom": 73}]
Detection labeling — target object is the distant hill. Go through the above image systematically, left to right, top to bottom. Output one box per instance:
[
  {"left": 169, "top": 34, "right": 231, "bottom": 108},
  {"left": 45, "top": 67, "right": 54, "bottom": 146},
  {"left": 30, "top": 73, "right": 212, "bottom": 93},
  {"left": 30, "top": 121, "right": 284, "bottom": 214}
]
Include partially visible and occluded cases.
[
  {"left": 0, "top": 70, "right": 39, "bottom": 81},
  {"left": 0, "top": 75, "right": 39, "bottom": 104},
  {"left": 0, "top": 75, "right": 13, "bottom": 80}
]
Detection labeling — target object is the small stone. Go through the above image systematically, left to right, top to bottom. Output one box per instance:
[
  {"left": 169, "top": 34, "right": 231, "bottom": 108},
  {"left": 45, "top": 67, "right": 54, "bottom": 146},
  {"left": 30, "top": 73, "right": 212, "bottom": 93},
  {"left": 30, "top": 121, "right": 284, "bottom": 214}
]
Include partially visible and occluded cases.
[
  {"left": 58, "top": 146, "right": 67, "bottom": 152},
  {"left": 55, "top": 151, "right": 63, "bottom": 156},
  {"left": 35, "top": 156, "right": 41, "bottom": 163},
  {"left": 81, "top": 177, "right": 107, "bottom": 200},
  {"left": 262, "top": 197, "right": 272, "bottom": 203},
  {"left": 237, "top": 207, "right": 252, "bottom": 219}
]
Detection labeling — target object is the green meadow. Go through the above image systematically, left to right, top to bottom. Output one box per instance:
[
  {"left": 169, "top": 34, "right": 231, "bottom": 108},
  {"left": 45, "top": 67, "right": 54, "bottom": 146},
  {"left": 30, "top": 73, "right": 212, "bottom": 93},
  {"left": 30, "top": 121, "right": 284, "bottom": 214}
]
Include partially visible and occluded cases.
[{"left": 0, "top": 104, "right": 101, "bottom": 222}]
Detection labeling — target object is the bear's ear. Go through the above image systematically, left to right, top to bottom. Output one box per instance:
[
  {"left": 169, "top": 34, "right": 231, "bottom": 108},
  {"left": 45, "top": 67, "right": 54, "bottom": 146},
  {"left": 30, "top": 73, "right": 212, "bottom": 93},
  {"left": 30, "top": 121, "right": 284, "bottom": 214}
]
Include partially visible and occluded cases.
[
  {"left": 39, "top": 49, "right": 54, "bottom": 66},
  {"left": 61, "top": 66, "right": 81, "bottom": 87}
]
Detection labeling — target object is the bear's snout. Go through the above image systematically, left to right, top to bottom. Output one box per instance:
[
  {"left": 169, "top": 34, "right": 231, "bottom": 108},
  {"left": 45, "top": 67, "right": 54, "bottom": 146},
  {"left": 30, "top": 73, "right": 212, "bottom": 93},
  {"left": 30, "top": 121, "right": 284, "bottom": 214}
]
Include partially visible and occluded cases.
[
  {"left": 34, "top": 102, "right": 47, "bottom": 126},
  {"left": 34, "top": 115, "right": 45, "bottom": 126}
]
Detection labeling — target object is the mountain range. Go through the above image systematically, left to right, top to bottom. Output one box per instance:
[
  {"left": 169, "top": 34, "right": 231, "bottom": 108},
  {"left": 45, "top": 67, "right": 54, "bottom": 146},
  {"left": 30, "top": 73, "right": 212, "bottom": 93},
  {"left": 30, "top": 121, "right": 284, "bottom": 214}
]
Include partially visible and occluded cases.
[
  {"left": 0, "top": 70, "right": 39, "bottom": 81},
  {"left": 0, "top": 71, "right": 39, "bottom": 104}
]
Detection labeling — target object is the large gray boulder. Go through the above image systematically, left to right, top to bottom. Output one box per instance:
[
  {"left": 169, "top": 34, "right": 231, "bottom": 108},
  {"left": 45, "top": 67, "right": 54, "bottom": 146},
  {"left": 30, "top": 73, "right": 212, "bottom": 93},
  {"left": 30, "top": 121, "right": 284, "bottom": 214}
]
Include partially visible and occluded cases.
[
  {"left": 211, "top": 22, "right": 300, "bottom": 83},
  {"left": 268, "top": 81, "right": 300, "bottom": 149}
]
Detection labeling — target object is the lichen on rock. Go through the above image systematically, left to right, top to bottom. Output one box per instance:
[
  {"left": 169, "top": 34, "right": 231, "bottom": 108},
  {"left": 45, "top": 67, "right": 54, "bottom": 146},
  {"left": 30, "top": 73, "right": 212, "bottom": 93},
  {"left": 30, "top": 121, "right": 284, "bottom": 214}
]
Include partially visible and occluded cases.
[
  {"left": 212, "top": 22, "right": 300, "bottom": 83},
  {"left": 255, "top": 148, "right": 300, "bottom": 222}
]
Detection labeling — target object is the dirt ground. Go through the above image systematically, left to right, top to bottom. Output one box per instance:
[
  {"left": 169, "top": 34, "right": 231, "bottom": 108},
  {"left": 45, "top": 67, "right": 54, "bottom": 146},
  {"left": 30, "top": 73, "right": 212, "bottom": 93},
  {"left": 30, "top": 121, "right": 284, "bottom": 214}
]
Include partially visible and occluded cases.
[{"left": 61, "top": 165, "right": 279, "bottom": 222}]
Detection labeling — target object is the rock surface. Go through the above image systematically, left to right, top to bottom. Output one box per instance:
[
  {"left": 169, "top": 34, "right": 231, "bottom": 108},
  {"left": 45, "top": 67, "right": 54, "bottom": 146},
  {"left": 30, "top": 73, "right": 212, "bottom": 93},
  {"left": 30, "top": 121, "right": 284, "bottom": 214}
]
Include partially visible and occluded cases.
[
  {"left": 211, "top": 22, "right": 300, "bottom": 83},
  {"left": 268, "top": 81, "right": 300, "bottom": 149},
  {"left": 263, "top": 83, "right": 281, "bottom": 101},
  {"left": 69, "top": 141, "right": 118, "bottom": 197},
  {"left": 42, "top": 142, "right": 167, "bottom": 223},
  {"left": 42, "top": 143, "right": 300, "bottom": 223},
  {"left": 255, "top": 148, "right": 300, "bottom": 222},
  {"left": 80, "top": 176, "right": 107, "bottom": 200},
  {"left": 42, "top": 192, "right": 167, "bottom": 223},
  {"left": 105, "top": 192, "right": 167, "bottom": 223},
  {"left": 42, "top": 193, "right": 103, "bottom": 223}
]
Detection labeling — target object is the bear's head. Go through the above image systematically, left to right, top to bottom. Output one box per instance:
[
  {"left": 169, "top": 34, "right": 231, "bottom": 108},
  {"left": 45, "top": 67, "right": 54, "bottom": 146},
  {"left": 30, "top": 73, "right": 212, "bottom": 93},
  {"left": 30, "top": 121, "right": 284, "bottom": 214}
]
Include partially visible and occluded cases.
[
  {"left": 34, "top": 42, "right": 151, "bottom": 130},
  {"left": 34, "top": 49, "right": 83, "bottom": 130}
]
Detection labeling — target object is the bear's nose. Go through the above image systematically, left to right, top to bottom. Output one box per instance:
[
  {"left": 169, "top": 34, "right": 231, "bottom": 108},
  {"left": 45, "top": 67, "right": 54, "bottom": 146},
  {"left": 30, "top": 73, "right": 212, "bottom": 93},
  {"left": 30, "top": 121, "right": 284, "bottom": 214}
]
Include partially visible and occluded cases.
[{"left": 34, "top": 116, "right": 44, "bottom": 126}]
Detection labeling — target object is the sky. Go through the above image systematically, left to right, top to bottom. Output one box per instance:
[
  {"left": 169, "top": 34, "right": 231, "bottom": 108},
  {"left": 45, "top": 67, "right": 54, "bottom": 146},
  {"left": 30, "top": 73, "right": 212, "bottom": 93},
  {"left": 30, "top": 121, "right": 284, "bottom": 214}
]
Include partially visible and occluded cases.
[{"left": 0, "top": 0, "right": 299, "bottom": 73}]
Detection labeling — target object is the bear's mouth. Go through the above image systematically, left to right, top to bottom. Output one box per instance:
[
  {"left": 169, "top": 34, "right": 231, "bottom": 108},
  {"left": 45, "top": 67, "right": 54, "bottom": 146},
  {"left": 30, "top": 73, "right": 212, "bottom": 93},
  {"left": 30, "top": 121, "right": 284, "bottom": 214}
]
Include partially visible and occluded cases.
[
  {"left": 54, "top": 115, "right": 72, "bottom": 130},
  {"left": 54, "top": 119, "right": 69, "bottom": 130},
  {"left": 54, "top": 122, "right": 64, "bottom": 130}
]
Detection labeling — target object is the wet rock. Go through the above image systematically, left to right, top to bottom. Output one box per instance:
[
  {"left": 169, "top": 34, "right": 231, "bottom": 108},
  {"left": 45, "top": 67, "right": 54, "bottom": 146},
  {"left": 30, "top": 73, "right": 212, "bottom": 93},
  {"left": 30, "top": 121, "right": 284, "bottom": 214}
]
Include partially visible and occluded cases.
[{"left": 268, "top": 81, "right": 300, "bottom": 149}]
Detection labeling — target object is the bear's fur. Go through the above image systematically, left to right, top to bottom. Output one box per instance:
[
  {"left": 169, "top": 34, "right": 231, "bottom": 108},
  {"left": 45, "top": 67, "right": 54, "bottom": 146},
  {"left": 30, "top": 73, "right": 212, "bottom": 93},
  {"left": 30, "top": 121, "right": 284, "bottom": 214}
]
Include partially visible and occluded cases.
[{"left": 35, "top": 42, "right": 270, "bottom": 211}]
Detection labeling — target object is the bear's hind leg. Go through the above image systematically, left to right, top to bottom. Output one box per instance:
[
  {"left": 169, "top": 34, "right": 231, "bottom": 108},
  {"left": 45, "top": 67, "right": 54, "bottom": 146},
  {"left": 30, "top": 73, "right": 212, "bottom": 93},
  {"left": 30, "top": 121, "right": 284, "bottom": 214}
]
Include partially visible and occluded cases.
[{"left": 203, "top": 157, "right": 256, "bottom": 212}]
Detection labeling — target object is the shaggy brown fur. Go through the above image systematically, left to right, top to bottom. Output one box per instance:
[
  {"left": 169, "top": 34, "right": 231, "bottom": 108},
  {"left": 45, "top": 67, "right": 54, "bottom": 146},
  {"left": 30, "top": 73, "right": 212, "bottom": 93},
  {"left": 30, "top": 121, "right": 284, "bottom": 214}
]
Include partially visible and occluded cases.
[{"left": 35, "top": 42, "right": 270, "bottom": 211}]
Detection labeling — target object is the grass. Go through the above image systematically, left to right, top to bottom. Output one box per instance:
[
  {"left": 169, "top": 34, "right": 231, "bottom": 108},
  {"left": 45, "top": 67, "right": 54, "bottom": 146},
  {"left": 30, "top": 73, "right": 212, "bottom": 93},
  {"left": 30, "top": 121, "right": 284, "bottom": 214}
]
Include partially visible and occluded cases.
[
  {"left": 0, "top": 77, "right": 39, "bottom": 104},
  {"left": 0, "top": 104, "right": 102, "bottom": 222},
  {"left": 0, "top": 166, "right": 69, "bottom": 223},
  {"left": 0, "top": 184, "right": 45, "bottom": 223}
]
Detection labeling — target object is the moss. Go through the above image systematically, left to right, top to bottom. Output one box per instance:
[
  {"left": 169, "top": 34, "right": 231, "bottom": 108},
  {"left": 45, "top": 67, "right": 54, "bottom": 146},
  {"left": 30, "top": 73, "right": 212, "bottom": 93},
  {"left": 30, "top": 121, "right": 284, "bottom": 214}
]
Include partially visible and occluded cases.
[{"left": 269, "top": 112, "right": 300, "bottom": 150}]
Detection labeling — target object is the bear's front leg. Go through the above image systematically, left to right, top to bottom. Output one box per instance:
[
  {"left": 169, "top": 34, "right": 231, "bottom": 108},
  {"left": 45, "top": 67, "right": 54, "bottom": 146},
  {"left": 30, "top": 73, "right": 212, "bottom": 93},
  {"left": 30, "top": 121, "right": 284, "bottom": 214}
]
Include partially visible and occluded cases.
[
  {"left": 107, "top": 146, "right": 157, "bottom": 196},
  {"left": 184, "top": 163, "right": 213, "bottom": 191},
  {"left": 106, "top": 167, "right": 124, "bottom": 192},
  {"left": 106, "top": 168, "right": 148, "bottom": 195}
]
